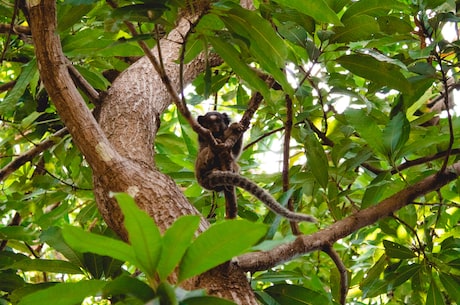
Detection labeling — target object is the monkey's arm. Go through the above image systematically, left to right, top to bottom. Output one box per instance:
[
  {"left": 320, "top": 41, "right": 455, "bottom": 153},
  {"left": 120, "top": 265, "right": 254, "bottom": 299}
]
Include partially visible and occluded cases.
[{"left": 205, "top": 171, "right": 317, "bottom": 223}]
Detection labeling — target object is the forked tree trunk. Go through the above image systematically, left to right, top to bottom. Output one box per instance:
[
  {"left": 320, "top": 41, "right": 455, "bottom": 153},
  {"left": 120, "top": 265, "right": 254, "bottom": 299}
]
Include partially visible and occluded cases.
[{"left": 28, "top": 0, "right": 259, "bottom": 303}]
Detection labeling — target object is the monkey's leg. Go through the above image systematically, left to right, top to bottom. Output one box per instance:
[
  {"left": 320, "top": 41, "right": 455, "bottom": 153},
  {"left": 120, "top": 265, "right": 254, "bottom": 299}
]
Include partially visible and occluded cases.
[{"left": 223, "top": 186, "right": 238, "bottom": 219}]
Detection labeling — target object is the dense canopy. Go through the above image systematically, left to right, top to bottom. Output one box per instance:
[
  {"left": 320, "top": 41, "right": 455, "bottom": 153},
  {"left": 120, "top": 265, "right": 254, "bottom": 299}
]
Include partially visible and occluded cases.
[{"left": 1, "top": 0, "right": 460, "bottom": 304}]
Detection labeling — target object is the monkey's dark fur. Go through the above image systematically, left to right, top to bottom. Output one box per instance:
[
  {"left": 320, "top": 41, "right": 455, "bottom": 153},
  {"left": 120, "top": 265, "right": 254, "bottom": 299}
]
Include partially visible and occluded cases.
[
  {"left": 195, "top": 112, "right": 317, "bottom": 223},
  {"left": 196, "top": 112, "right": 242, "bottom": 218}
]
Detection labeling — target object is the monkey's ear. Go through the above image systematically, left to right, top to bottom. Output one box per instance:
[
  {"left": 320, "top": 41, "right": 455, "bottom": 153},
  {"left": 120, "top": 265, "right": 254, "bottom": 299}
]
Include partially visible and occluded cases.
[
  {"left": 221, "top": 113, "right": 231, "bottom": 125},
  {"left": 197, "top": 115, "right": 205, "bottom": 125}
]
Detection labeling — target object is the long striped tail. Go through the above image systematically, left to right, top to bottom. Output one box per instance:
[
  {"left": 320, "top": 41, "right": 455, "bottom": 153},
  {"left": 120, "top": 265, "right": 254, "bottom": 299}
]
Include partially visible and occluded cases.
[{"left": 206, "top": 171, "right": 317, "bottom": 223}]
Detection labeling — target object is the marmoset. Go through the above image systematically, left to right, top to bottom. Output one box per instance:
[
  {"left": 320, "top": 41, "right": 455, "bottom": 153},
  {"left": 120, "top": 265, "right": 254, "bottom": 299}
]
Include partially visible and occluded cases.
[
  {"left": 195, "top": 111, "right": 317, "bottom": 223},
  {"left": 196, "top": 112, "right": 242, "bottom": 218}
]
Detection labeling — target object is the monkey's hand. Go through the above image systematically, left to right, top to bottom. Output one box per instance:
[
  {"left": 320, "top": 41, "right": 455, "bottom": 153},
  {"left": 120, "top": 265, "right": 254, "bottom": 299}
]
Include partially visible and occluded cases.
[{"left": 228, "top": 122, "right": 245, "bottom": 133}]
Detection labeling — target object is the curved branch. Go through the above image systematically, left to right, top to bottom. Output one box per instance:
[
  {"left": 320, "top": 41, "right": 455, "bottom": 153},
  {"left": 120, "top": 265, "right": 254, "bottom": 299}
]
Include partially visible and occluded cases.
[
  {"left": 28, "top": 0, "right": 121, "bottom": 175},
  {"left": 0, "top": 23, "right": 31, "bottom": 35},
  {"left": 237, "top": 164, "right": 460, "bottom": 272},
  {"left": 322, "top": 245, "right": 348, "bottom": 305}
]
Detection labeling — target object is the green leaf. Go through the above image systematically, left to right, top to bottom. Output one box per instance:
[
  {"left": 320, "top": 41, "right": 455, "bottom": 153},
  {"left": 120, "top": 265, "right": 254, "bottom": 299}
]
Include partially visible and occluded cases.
[
  {"left": 273, "top": 0, "right": 342, "bottom": 25},
  {"left": 341, "top": 0, "right": 407, "bottom": 21},
  {"left": 111, "top": 3, "right": 168, "bottom": 22},
  {"left": 57, "top": 4, "right": 95, "bottom": 32},
  {"left": 218, "top": 7, "right": 291, "bottom": 92},
  {"left": 220, "top": 8, "right": 287, "bottom": 67},
  {"left": 331, "top": 15, "right": 379, "bottom": 43},
  {"left": 61, "top": 29, "right": 114, "bottom": 56},
  {"left": 208, "top": 36, "right": 270, "bottom": 98},
  {"left": 337, "top": 54, "right": 412, "bottom": 93},
  {"left": 1, "top": 59, "right": 38, "bottom": 114},
  {"left": 74, "top": 65, "right": 109, "bottom": 91},
  {"left": 345, "top": 109, "right": 386, "bottom": 157},
  {"left": 20, "top": 111, "right": 42, "bottom": 129},
  {"left": 382, "top": 112, "right": 410, "bottom": 159},
  {"left": 305, "top": 129, "right": 329, "bottom": 189},
  {"left": 362, "top": 172, "right": 392, "bottom": 208},
  {"left": 114, "top": 193, "right": 162, "bottom": 279},
  {"left": 157, "top": 215, "right": 200, "bottom": 281},
  {"left": 178, "top": 220, "right": 267, "bottom": 282},
  {"left": 62, "top": 225, "right": 137, "bottom": 265},
  {"left": 0, "top": 226, "right": 39, "bottom": 243},
  {"left": 40, "top": 227, "right": 84, "bottom": 267},
  {"left": 383, "top": 240, "right": 416, "bottom": 259},
  {"left": 360, "top": 254, "right": 387, "bottom": 295},
  {"left": 10, "top": 258, "right": 82, "bottom": 274},
  {"left": 447, "top": 258, "right": 460, "bottom": 270},
  {"left": 392, "top": 264, "right": 421, "bottom": 287},
  {"left": 0, "top": 271, "right": 25, "bottom": 292},
  {"left": 439, "top": 273, "right": 460, "bottom": 304},
  {"left": 103, "top": 275, "right": 155, "bottom": 302},
  {"left": 426, "top": 278, "right": 446, "bottom": 305},
  {"left": 18, "top": 280, "right": 106, "bottom": 305},
  {"left": 157, "top": 282, "right": 178, "bottom": 305},
  {"left": 265, "top": 284, "right": 332, "bottom": 305}
]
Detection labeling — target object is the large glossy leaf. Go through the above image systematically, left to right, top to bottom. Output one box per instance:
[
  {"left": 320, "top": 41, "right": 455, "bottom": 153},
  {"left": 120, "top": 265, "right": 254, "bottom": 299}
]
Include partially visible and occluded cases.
[
  {"left": 273, "top": 0, "right": 342, "bottom": 25},
  {"left": 341, "top": 0, "right": 407, "bottom": 21},
  {"left": 111, "top": 3, "right": 168, "bottom": 22},
  {"left": 57, "top": 4, "right": 94, "bottom": 32},
  {"left": 217, "top": 7, "right": 290, "bottom": 92},
  {"left": 331, "top": 15, "right": 380, "bottom": 43},
  {"left": 208, "top": 36, "right": 270, "bottom": 98},
  {"left": 337, "top": 54, "right": 412, "bottom": 93},
  {"left": 1, "top": 59, "right": 38, "bottom": 114},
  {"left": 344, "top": 109, "right": 386, "bottom": 158},
  {"left": 382, "top": 112, "right": 410, "bottom": 160},
  {"left": 305, "top": 129, "right": 329, "bottom": 189},
  {"left": 362, "top": 172, "right": 392, "bottom": 208},
  {"left": 114, "top": 193, "right": 162, "bottom": 280},
  {"left": 157, "top": 215, "right": 200, "bottom": 281},
  {"left": 178, "top": 219, "right": 267, "bottom": 282},
  {"left": 0, "top": 225, "right": 39, "bottom": 243},
  {"left": 62, "top": 225, "right": 137, "bottom": 265},
  {"left": 40, "top": 227, "right": 84, "bottom": 267},
  {"left": 383, "top": 240, "right": 416, "bottom": 259},
  {"left": 360, "top": 254, "right": 387, "bottom": 293},
  {"left": 9, "top": 258, "right": 82, "bottom": 274},
  {"left": 392, "top": 264, "right": 421, "bottom": 287},
  {"left": 0, "top": 272, "right": 25, "bottom": 293},
  {"left": 439, "top": 273, "right": 460, "bottom": 304},
  {"left": 103, "top": 275, "right": 155, "bottom": 302},
  {"left": 426, "top": 278, "right": 446, "bottom": 305},
  {"left": 18, "top": 280, "right": 106, "bottom": 305},
  {"left": 264, "top": 284, "right": 332, "bottom": 305}
]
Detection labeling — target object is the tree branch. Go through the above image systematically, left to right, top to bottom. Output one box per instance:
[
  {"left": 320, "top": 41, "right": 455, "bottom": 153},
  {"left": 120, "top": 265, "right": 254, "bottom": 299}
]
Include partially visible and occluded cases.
[
  {"left": 28, "top": 0, "right": 120, "bottom": 175},
  {"left": 0, "top": 127, "right": 68, "bottom": 182},
  {"left": 237, "top": 164, "right": 460, "bottom": 272},
  {"left": 322, "top": 245, "right": 348, "bottom": 305}
]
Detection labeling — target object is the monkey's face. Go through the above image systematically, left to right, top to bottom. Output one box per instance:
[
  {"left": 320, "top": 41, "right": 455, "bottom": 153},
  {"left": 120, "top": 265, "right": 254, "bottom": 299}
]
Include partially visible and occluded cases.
[{"left": 198, "top": 112, "right": 230, "bottom": 138}]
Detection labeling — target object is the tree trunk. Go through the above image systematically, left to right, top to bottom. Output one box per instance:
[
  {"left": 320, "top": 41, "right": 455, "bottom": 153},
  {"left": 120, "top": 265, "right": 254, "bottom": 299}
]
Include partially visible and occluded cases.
[{"left": 28, "top": 0, "right": 259, "bottom": 303}]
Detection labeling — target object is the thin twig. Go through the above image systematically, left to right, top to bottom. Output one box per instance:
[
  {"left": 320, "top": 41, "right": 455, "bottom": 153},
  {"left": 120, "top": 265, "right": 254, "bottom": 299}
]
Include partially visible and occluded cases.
[
  {"left": 283, "top": 94, "right": 300, "bottom": 234},
  {"left": 322, "top": 244, "right": 348, "bottom": 305}
]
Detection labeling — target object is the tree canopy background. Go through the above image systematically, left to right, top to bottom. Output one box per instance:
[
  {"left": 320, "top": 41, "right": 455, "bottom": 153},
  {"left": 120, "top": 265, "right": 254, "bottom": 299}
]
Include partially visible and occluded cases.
[{"left": 1, "top": 0, "right": 460, "bottom": 304}]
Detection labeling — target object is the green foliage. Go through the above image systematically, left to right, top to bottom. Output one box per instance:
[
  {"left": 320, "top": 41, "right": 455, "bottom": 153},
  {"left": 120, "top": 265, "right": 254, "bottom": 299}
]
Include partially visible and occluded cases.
[
  {"left": 1, "top": 0, "right": 460, "bottom": 304},
  {"left": 1, "top": 193, "right": 266, "bottom": 304}
]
